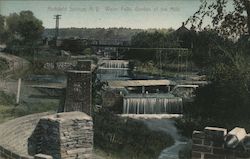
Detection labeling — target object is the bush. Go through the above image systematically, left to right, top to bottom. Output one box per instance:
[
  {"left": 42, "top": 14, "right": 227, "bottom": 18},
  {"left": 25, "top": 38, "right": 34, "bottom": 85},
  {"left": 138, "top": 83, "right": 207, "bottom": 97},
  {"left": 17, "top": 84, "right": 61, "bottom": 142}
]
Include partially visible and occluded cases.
[
  {"left": 0, "top": 57, "right": 9, "bottom": 73},
  {"left": 0, "top": 91, "right": 15, "bottom": 105},
  {"left": 94, "top": 109, "right": 174, "bottom": 159}
]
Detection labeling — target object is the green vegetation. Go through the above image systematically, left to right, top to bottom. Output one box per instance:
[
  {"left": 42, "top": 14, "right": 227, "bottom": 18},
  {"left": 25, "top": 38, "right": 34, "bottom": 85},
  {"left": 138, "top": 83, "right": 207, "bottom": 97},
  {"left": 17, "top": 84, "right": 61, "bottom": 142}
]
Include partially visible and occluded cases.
[
  {"left": 173, "top": 0, "right": 250, "bottom": 140},
  {"left": 187, "top": 0, "right": 250, "bottom": 37},
  {"left": 0, "top": 10, "right": 44, "bottom": 55},
  {"left": 44, "top": 27, "right": 142, "bottom": 41},
  {"left": 0, "top": 57, "right": 9, "bottom": 73},
  {"left": 134, "top": 60, "right": 194, "bottom": 78},
  {"left": 0, "top": 90, "right": 59, "bottom": 124},
  {"left": 94, "top": 109, "right": 174, "bottom": 159}
]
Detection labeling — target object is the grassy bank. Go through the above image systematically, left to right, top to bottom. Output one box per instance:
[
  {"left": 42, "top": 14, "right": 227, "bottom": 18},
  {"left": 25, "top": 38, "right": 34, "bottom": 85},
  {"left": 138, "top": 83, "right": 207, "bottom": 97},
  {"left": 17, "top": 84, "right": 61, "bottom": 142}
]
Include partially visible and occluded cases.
[
  {"left": 0, "top": 57, "right": 9, "bottom": 74},
  {"left": 134, "top": 61, "right": 196, "bottom": 79},
  {"left": 0, "top": 90, "right": 59, "bottom": 124},
  {"left": 94, "top": 109, "right": 174, "bottom": 159}
]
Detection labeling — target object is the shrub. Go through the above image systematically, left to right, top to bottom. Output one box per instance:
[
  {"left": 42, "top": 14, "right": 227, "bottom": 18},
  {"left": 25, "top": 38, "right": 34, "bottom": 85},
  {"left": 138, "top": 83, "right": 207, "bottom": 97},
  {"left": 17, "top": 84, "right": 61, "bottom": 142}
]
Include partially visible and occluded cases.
[{"left": 94, "top": 109, "right": 175, "bottom": 159}]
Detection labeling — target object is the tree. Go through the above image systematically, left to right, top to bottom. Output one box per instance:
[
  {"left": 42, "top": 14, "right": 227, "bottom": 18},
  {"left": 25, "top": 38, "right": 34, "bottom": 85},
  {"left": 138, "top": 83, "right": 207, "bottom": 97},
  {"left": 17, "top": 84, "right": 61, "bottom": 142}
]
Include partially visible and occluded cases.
[
  {"left": 187, "top": 0, "right": 250, "bottom": 38},
  {"left": 6, "top": 11, "right": 44, "bottom": 46},
  {"left": 0, "top": 15, "right": 6, "bottom": 43},
  {"left": 0, "top": 15, "right": 4, "bottom": 32},
  {"left": 191, "top": 30, "right": 234, "bottom": 68},
  {"left": 125, "top": 31, "right": 180, "bottom": 61},
  {"left": 186, "top": 47, "right": 250, "bottom": 122}
]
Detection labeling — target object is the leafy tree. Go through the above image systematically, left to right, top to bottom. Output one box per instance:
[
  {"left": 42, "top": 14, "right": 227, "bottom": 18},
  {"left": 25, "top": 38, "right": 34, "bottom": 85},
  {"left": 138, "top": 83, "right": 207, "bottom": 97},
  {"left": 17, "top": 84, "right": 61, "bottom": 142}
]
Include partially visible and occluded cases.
[
  {"left": 187, "top": 0, "right": 250, "bottom": 37},
  {"left": 6, "top": 11, "right": 44, "bottom": 44},
  {"left": 0, "top": 15, "right": 6, "bottom": 43},
  {"left": 0, "top": 15, "right": 4, "bottom": 33},
  {"left": 191, "top": 30, "right": 234, "bottom": 68},
  {"left": 125, "top": 31, "right": 180, "bottom": 61},
  {"left": 60, "top": 39, "right": 87, "bottom": 54},
  {"left": 186, "top": 47, "right": 250, "bottom": 122}
]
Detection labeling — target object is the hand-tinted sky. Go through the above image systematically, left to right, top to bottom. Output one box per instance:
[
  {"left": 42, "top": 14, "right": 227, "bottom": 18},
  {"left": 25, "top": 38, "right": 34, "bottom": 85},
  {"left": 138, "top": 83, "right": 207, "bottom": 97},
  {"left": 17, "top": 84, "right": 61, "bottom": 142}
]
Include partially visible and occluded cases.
[{"left": 0, "top": 0, "right": 217, "bottom": 29}]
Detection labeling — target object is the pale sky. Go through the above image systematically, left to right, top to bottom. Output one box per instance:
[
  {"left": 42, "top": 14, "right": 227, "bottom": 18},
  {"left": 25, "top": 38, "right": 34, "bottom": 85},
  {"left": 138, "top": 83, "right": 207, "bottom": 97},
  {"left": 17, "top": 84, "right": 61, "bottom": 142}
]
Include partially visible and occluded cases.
[{"left": 0, "top": 0, "right": 231, "bottom": 29}]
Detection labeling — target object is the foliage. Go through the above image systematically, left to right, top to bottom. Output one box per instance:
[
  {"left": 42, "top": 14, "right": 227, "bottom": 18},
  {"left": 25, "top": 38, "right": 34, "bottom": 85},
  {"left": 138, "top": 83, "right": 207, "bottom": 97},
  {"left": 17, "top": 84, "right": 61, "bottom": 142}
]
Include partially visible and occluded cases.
[
  {"left": 187, "top": 0, "right": 250, "bottom": 37},
  {"left": 0, "top": 11, "right": 44, "bottom": 55},
  {"left": 6, "top": 11, "right": 44, "bottom": 43},
  {"left": 0, "top": 15, "right": 5, "bottom": 43},
  {"left": 43, "top": 27, "right": 142, "bottom": 40},
  {"left": 125, "top": 30, "right": 183, "bottom": 61},
  {"left": 191, "top": 30, "right": 234, "bottom": 68},
  {"left": 60, "top": 39, "right": 87, "bottom": 54},
  {"left": 183, "top": 45, "right": 250, "bottom": 134},
  {"left": 82, "top": 48, "right": 93, "bottom": 55},
  {"left": 0, "top": 57, "right": 9, "bottom": 73},
  {"left": 0, "top": 91, "right": 15, "bottom": 106},
  {"left": 94, "top": 109, "right": 174, "bottom": 159}
]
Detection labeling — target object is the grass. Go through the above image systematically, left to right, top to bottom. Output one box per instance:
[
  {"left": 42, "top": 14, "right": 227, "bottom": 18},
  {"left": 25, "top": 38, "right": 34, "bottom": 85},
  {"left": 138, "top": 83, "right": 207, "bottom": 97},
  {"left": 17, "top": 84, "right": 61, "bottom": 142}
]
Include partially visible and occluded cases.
[
  {"left": 0, "top": 57, "right": 9, "bottom": 74},
  {"left": 134, "top": 61, "right": 196, "bottom": 79},
  {"left": 0, "top": 90, "right": 59, "bottom": 124},
  {"left": 94, "top": 109, "right": 175, "bottom": 159}
]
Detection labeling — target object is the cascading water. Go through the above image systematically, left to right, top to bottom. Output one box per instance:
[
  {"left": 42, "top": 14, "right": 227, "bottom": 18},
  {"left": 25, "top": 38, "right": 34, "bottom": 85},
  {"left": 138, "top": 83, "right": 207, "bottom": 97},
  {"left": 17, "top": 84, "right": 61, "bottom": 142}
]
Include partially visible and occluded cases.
[
  {"left": 97, "top": 60, "right": 131, "bottom": 81},
  {"left": 102, "top": 60, "right": 129, "bottom": 69},
  {"left": 123, "top": 94, "right": 183, "bottom": 114}
]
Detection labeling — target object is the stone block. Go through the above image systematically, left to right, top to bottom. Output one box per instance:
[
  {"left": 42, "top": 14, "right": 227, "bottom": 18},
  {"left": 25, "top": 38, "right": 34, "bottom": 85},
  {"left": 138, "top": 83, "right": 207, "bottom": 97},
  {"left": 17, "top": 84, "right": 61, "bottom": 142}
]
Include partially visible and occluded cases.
[
  {"left": 76, "top": 60, "right": 92, "bottom": 71},
  {"left": 64, "top": 70, "right": 92, "bottom": 116},
  {"left": 28, "top": 112, "right": 93, "bottom": 159},
  {"left": 204, "top": 127, "right": 227, "bottom": 141},
  {"left": 225, "top": 127, "right": 247, "bottom": 149},
  {"left": 193, "top": 131, "right": 205, "bottom": 139},
  {"left": 242, "top": 134, "right": 250, "bottom": 150},
  {"left": 193, "top": 138, "right": 203, "bottom": 145},
  {"left": 203, "top": 139, "right": 212, "bottom": 146},
  {"left": 212, "top": 141, "right": 225, "bottom": 148},
  {"left": 192, "top": 144, "right": 212, "bottom": 153},
  {"left": 213, "top": 148, "right": 233, "bottom": 156},
  {"left": 235, "top": 150, "right": 250, "bottom": 158},
  {"left": 192, "top": 151, "right": 202, "bottom": 158},
  {"left": 204, "top": 153, "right": 225, "bottom": 159},
  {"left": 34, "top": 154, "right": 53, "bottom": 159}
]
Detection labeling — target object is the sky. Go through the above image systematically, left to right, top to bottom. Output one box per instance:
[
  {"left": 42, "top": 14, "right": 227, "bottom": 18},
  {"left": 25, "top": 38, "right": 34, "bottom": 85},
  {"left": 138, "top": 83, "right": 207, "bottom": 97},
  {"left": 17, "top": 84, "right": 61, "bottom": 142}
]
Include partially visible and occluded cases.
[{"left": 0, "top": 0, "right": 212, "bottom": 29}]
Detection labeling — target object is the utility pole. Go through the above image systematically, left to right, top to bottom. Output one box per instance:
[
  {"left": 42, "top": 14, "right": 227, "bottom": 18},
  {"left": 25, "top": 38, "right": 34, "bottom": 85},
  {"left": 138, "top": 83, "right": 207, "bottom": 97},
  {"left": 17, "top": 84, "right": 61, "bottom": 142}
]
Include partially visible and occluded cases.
[{"left": 54, "top": 15, "right": 61, "bottom": 44}]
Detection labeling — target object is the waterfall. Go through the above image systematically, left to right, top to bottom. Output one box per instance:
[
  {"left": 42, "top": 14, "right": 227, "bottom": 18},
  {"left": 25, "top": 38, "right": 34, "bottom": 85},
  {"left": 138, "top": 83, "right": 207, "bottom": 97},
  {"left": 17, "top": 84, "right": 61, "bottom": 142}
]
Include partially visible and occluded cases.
[
  {"left": 97, "top": 60, "right": 131, "bottom": 81},
  {"left": 102, "top": 60, "right": 129, "bottom": 69},
  {"left": 123, "top": 94, "right": 183, "bottom": 114}
]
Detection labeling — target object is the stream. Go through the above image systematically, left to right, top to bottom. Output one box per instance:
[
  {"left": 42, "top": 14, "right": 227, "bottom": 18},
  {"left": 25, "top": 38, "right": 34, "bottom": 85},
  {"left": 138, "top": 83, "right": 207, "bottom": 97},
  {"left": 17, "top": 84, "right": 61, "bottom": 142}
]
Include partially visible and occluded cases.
[{"left": 142, "top": 119, "right": 190, "bottom": 159}]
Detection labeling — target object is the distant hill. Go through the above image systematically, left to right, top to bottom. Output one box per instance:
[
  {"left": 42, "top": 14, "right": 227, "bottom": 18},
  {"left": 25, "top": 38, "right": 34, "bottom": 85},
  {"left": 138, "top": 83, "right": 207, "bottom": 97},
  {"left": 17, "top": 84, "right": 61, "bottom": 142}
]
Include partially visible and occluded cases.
[
  {"left": 43, "top": 27, "right": 143, "bottom": 41},
  {"left": 43, "top": 27, "right": 175, "bottom": 41}
]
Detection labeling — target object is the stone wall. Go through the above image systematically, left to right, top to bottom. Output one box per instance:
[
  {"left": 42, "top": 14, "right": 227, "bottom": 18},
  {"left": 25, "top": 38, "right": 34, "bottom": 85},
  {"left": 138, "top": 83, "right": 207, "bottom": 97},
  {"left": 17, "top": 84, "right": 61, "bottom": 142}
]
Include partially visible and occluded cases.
[
  {"left": 76, "top": 60, "right": 92, "bottom": 72},
  {"left": 64, "top": 70, "right": 92, "bottom": 116},
  {"left": 0, "top": 112, "right": 52, "bottom": 159},
  {"left": 28, "top": 112, "right": 93, "bottom": 159},
  {"left": 192, "top": 127, "right": 250, "bottom": 159}
]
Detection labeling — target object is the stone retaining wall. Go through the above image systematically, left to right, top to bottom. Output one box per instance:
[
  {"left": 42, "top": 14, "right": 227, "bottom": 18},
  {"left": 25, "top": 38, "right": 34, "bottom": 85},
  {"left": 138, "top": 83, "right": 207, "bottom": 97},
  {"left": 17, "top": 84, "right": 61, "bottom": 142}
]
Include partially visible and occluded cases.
[
  {"left": 0, "top": 112, "right": 52, "bottom": 159},
  {"left": 0, "top": 112, "right": 93, "bottom": 159},
  {"left": 28, "top": 112, "right": 93, "bottom": 159},
  {"left": 192, "top": 127, "right": 250, "bottom": 159}
]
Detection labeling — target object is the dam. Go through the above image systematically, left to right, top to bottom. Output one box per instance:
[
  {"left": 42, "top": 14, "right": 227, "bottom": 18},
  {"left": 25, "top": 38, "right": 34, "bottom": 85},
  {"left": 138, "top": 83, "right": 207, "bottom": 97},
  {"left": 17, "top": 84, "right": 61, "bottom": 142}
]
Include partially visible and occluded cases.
[
  {"left": 97, "top": 60, "right": 131, "bottom": 81},
  {"left": 123, "top": 93, "right": 183, "bottom": 114}
]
